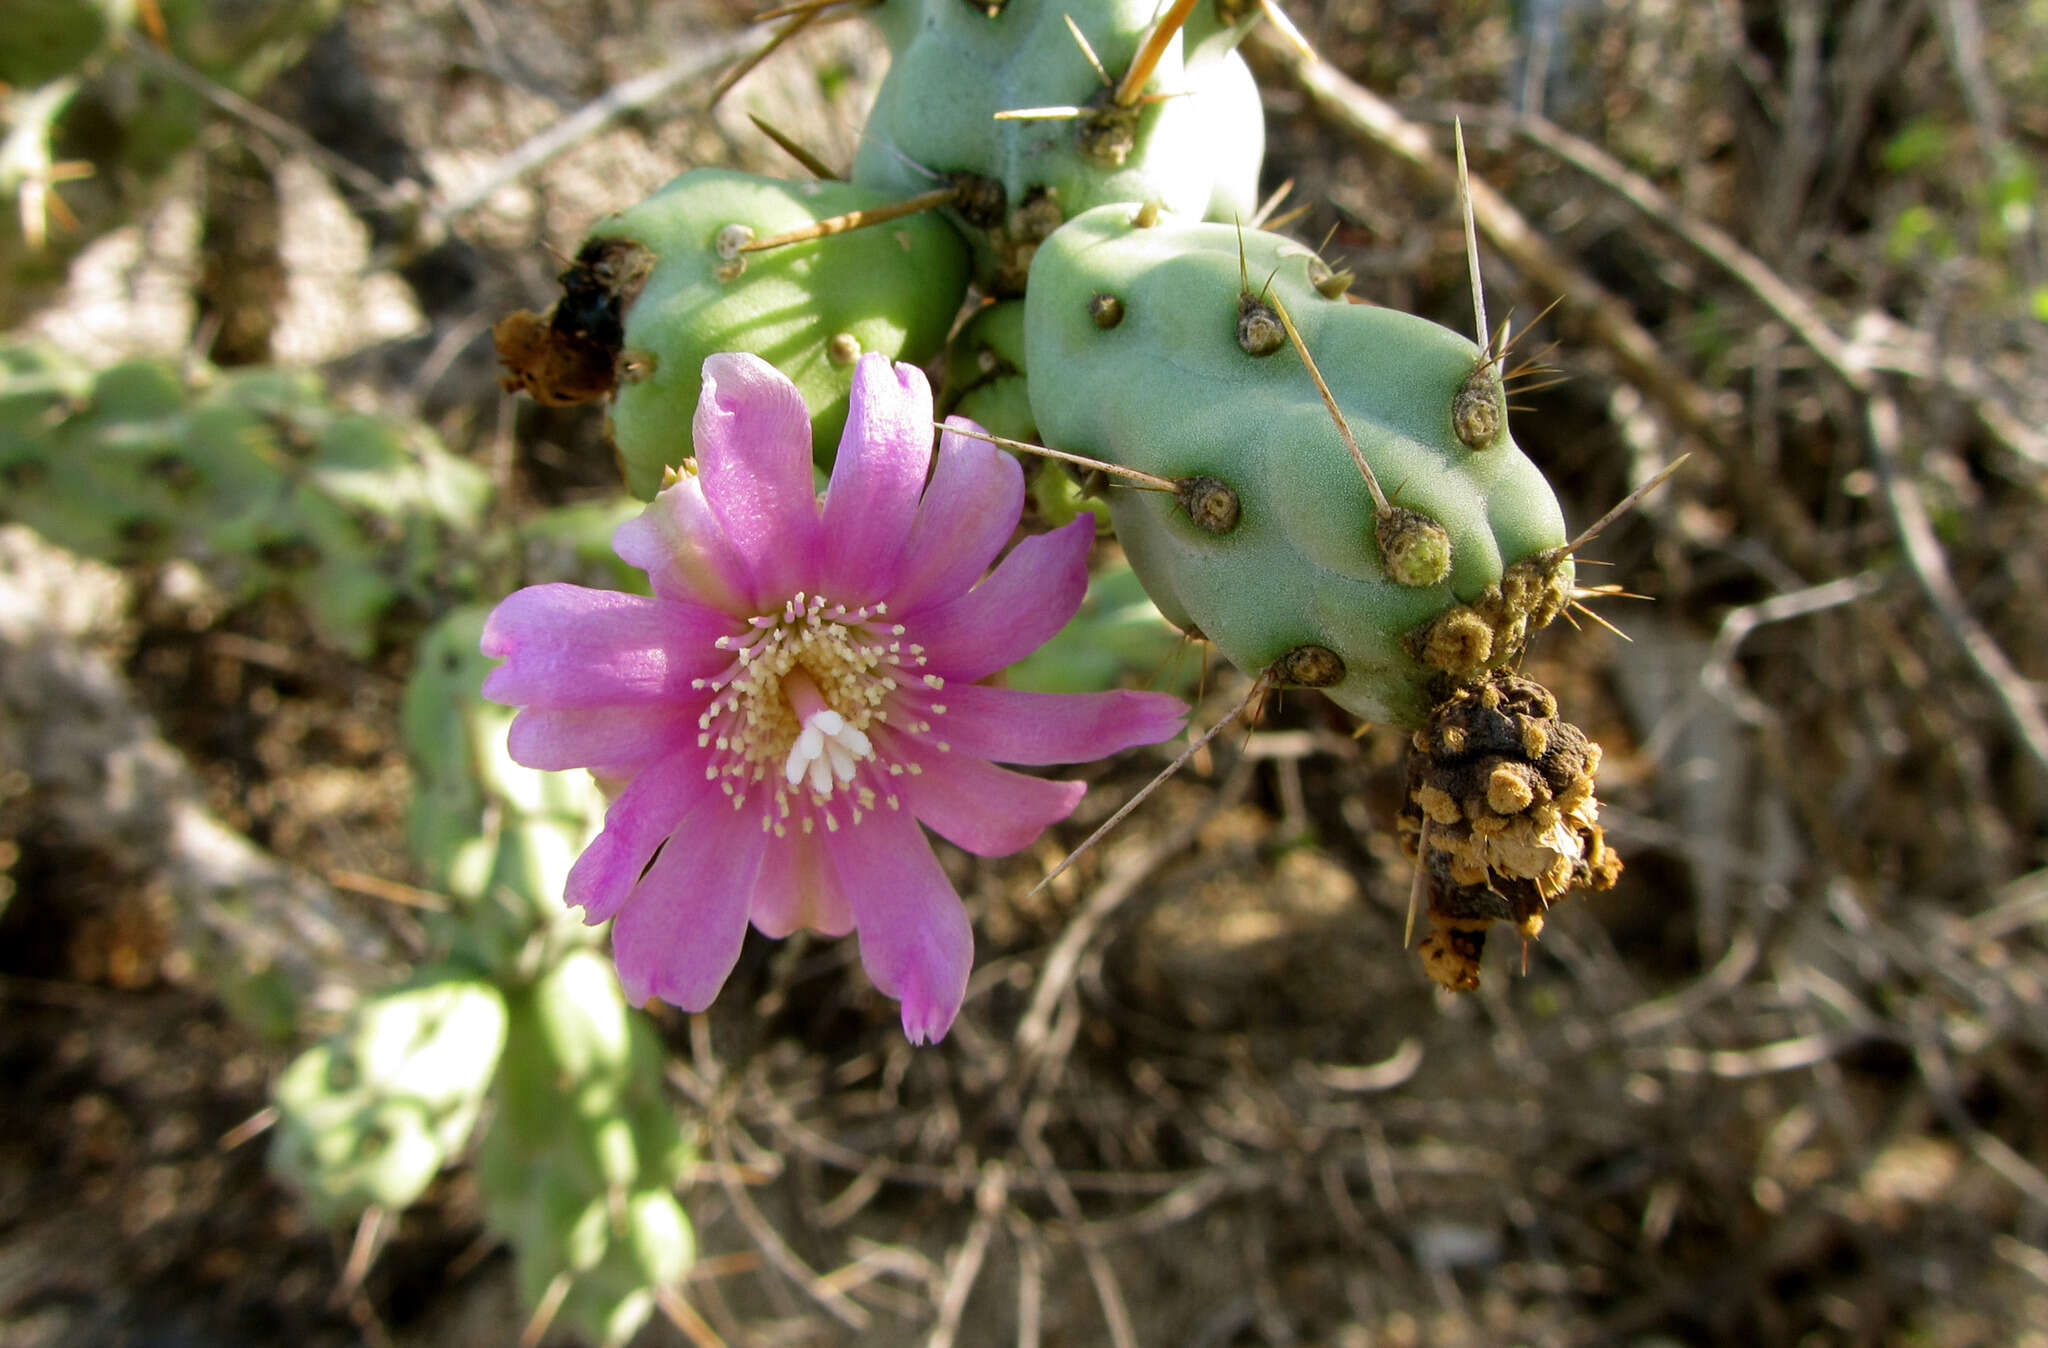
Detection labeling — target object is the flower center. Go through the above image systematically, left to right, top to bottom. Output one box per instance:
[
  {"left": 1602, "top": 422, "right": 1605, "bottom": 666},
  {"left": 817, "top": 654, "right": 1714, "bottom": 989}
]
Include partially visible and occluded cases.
[{"left": 693, "top": 592, "right": 942, "bottom": 833}]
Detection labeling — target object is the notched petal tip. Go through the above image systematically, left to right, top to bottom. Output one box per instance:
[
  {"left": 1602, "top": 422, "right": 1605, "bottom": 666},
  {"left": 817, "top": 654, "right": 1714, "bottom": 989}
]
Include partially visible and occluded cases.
[{"left": 898, "top": 988, "right": 960, "bottom": 1045}]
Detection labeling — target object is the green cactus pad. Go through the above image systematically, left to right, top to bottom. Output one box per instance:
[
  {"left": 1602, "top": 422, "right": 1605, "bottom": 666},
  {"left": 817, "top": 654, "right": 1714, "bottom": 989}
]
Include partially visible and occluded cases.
[
  {"left": 572, "top": 168, "right": 970, "bottom": 499},
  {"left": 1025, "top": 206, "right": 1571, "bottom": 728}
]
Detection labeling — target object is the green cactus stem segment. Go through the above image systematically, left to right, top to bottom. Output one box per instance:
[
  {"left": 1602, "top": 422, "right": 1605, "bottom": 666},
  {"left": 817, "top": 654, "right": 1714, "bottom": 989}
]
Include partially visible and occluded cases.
[
  {"left": 576, "top": 168, "right": 971, "bottom": 498},
  {"left": 1024, "top": 205, "right": 1570, "bottom": 728},
  {"left": 1087, "top": 292, "right": 1126, "bottom": 328},
  {"left": 1175, "top": 474, "right": 1240, "bottom": 534},
  {"left": 1398, "top": 673, "right": 1621, "bottom": 992}
]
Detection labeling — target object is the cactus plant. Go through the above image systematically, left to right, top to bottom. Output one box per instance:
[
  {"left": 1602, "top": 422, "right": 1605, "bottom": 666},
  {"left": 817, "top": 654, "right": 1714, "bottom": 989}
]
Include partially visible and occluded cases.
[{"left": 1025, "top": 204, "right": 1573, "bottom": 730}]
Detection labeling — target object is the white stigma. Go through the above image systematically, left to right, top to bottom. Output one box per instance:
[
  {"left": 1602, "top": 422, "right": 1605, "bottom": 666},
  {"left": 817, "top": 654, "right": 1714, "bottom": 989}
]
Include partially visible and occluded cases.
[{"left": 783, "top": 706, "right": 875, "bottom": 798}]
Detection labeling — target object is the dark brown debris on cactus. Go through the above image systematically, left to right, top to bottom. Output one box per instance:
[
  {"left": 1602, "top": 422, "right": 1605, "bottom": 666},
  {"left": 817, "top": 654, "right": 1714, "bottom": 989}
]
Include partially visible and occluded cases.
[
  {"left": 946, "top": 172, "right": 1007, "bottom": 231},
  {"left": 492, "top": 238, "right": 651, "bottom": 406},
  {"left": 1087, "top": 291, "right": 1126, "bottom": 328},
  {"left": 1398, "top": 672, "right": 1621, "bottom": 992}
]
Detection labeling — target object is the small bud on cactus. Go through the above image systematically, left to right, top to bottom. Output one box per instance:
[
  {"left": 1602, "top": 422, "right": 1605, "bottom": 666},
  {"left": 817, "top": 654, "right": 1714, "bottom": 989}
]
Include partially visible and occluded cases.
[
  {"left": 1452, "top": 361, "right": 1505, "bottom": 449},
  {"left": 1176, "top": 474, "right": 1240, "bottom": 534}
]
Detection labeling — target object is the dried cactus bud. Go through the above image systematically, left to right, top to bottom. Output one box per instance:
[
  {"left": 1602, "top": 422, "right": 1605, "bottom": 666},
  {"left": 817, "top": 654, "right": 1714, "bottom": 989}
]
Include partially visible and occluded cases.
[
  {"left": 1235, "top": 292, "right": 1284, "bottom": 355},
  {"left": 1273, "top": 643, "right": 1344, "bottom": 688},
  {"left": 1398, "top": 673, "right": 1622, "bottom": 991}
]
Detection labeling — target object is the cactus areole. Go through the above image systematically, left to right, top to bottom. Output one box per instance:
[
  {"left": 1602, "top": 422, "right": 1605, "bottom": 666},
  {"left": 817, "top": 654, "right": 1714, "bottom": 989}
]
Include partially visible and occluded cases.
[{"left": 1025, "top": 205, "right": 1575, "bottom": 729}]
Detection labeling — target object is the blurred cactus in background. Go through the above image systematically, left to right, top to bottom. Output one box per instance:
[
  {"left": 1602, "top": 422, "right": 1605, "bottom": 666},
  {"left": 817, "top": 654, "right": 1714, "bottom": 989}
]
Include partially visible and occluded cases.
[
  {"left": 2, "top": 0, "right": 342, "bottom": 326},
  {"left": 0, "top": 346, "right": 490, "bottom": 653}
]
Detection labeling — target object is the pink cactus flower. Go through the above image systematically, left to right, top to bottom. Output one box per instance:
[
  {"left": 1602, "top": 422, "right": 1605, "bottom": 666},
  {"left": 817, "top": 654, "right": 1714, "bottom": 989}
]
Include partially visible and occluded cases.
[{"left": 480, "top": 352, "right": 1185, "bottom": 1042}]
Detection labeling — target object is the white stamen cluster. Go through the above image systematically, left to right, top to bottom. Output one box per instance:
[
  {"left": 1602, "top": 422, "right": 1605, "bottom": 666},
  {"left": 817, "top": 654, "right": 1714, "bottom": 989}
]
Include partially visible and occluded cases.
[{"left": 691, "top": 592, "right": 945, "bottom": 836}]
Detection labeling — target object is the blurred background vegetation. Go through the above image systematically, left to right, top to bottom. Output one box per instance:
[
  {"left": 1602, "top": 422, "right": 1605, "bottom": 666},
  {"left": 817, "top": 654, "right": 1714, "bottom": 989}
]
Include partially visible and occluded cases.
[{"left": 3, "top": 1, "right": 2047, "bottom": 1344}]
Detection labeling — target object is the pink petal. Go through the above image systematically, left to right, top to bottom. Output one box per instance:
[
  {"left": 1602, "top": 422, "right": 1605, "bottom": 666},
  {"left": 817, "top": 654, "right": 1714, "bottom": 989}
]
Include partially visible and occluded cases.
[
  {"left": 693, "top": 353, "right": 822, "bottom": 603},
  {"left": 819, "top": 356, "right": 932, "bottom": 600},
  {"left": 888, "top": 418, "right": 1026, "bottom": 612},
  {"left": 613, "top": 476, "right": 752, "bottom": 613},
  {"left": 901, "top": 517, "right": 1092, "bottom": 682},
  {"left": 480, "top": 584, "right": 735, "bottom": 709},
  {"left": 908, "top": 684, "right": 1186, "bottom": 765},
  {"left": 506, "top": 704, "right": 699, "bottom": 774},
  {"left": 885, "top": 734, "right": 1087, "bottom": 856},
  {"left": 564, "top": 752, "right": 719, "bottom": 924},
  {"left": 611, "top": 802, "right": 769, "bottom": 1010},
  {"left": 823, "top": 806, "right": 973, "bottom": 1044},
  {"left": 747, "top": 826, "right": 852, "bottom": 939}
]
